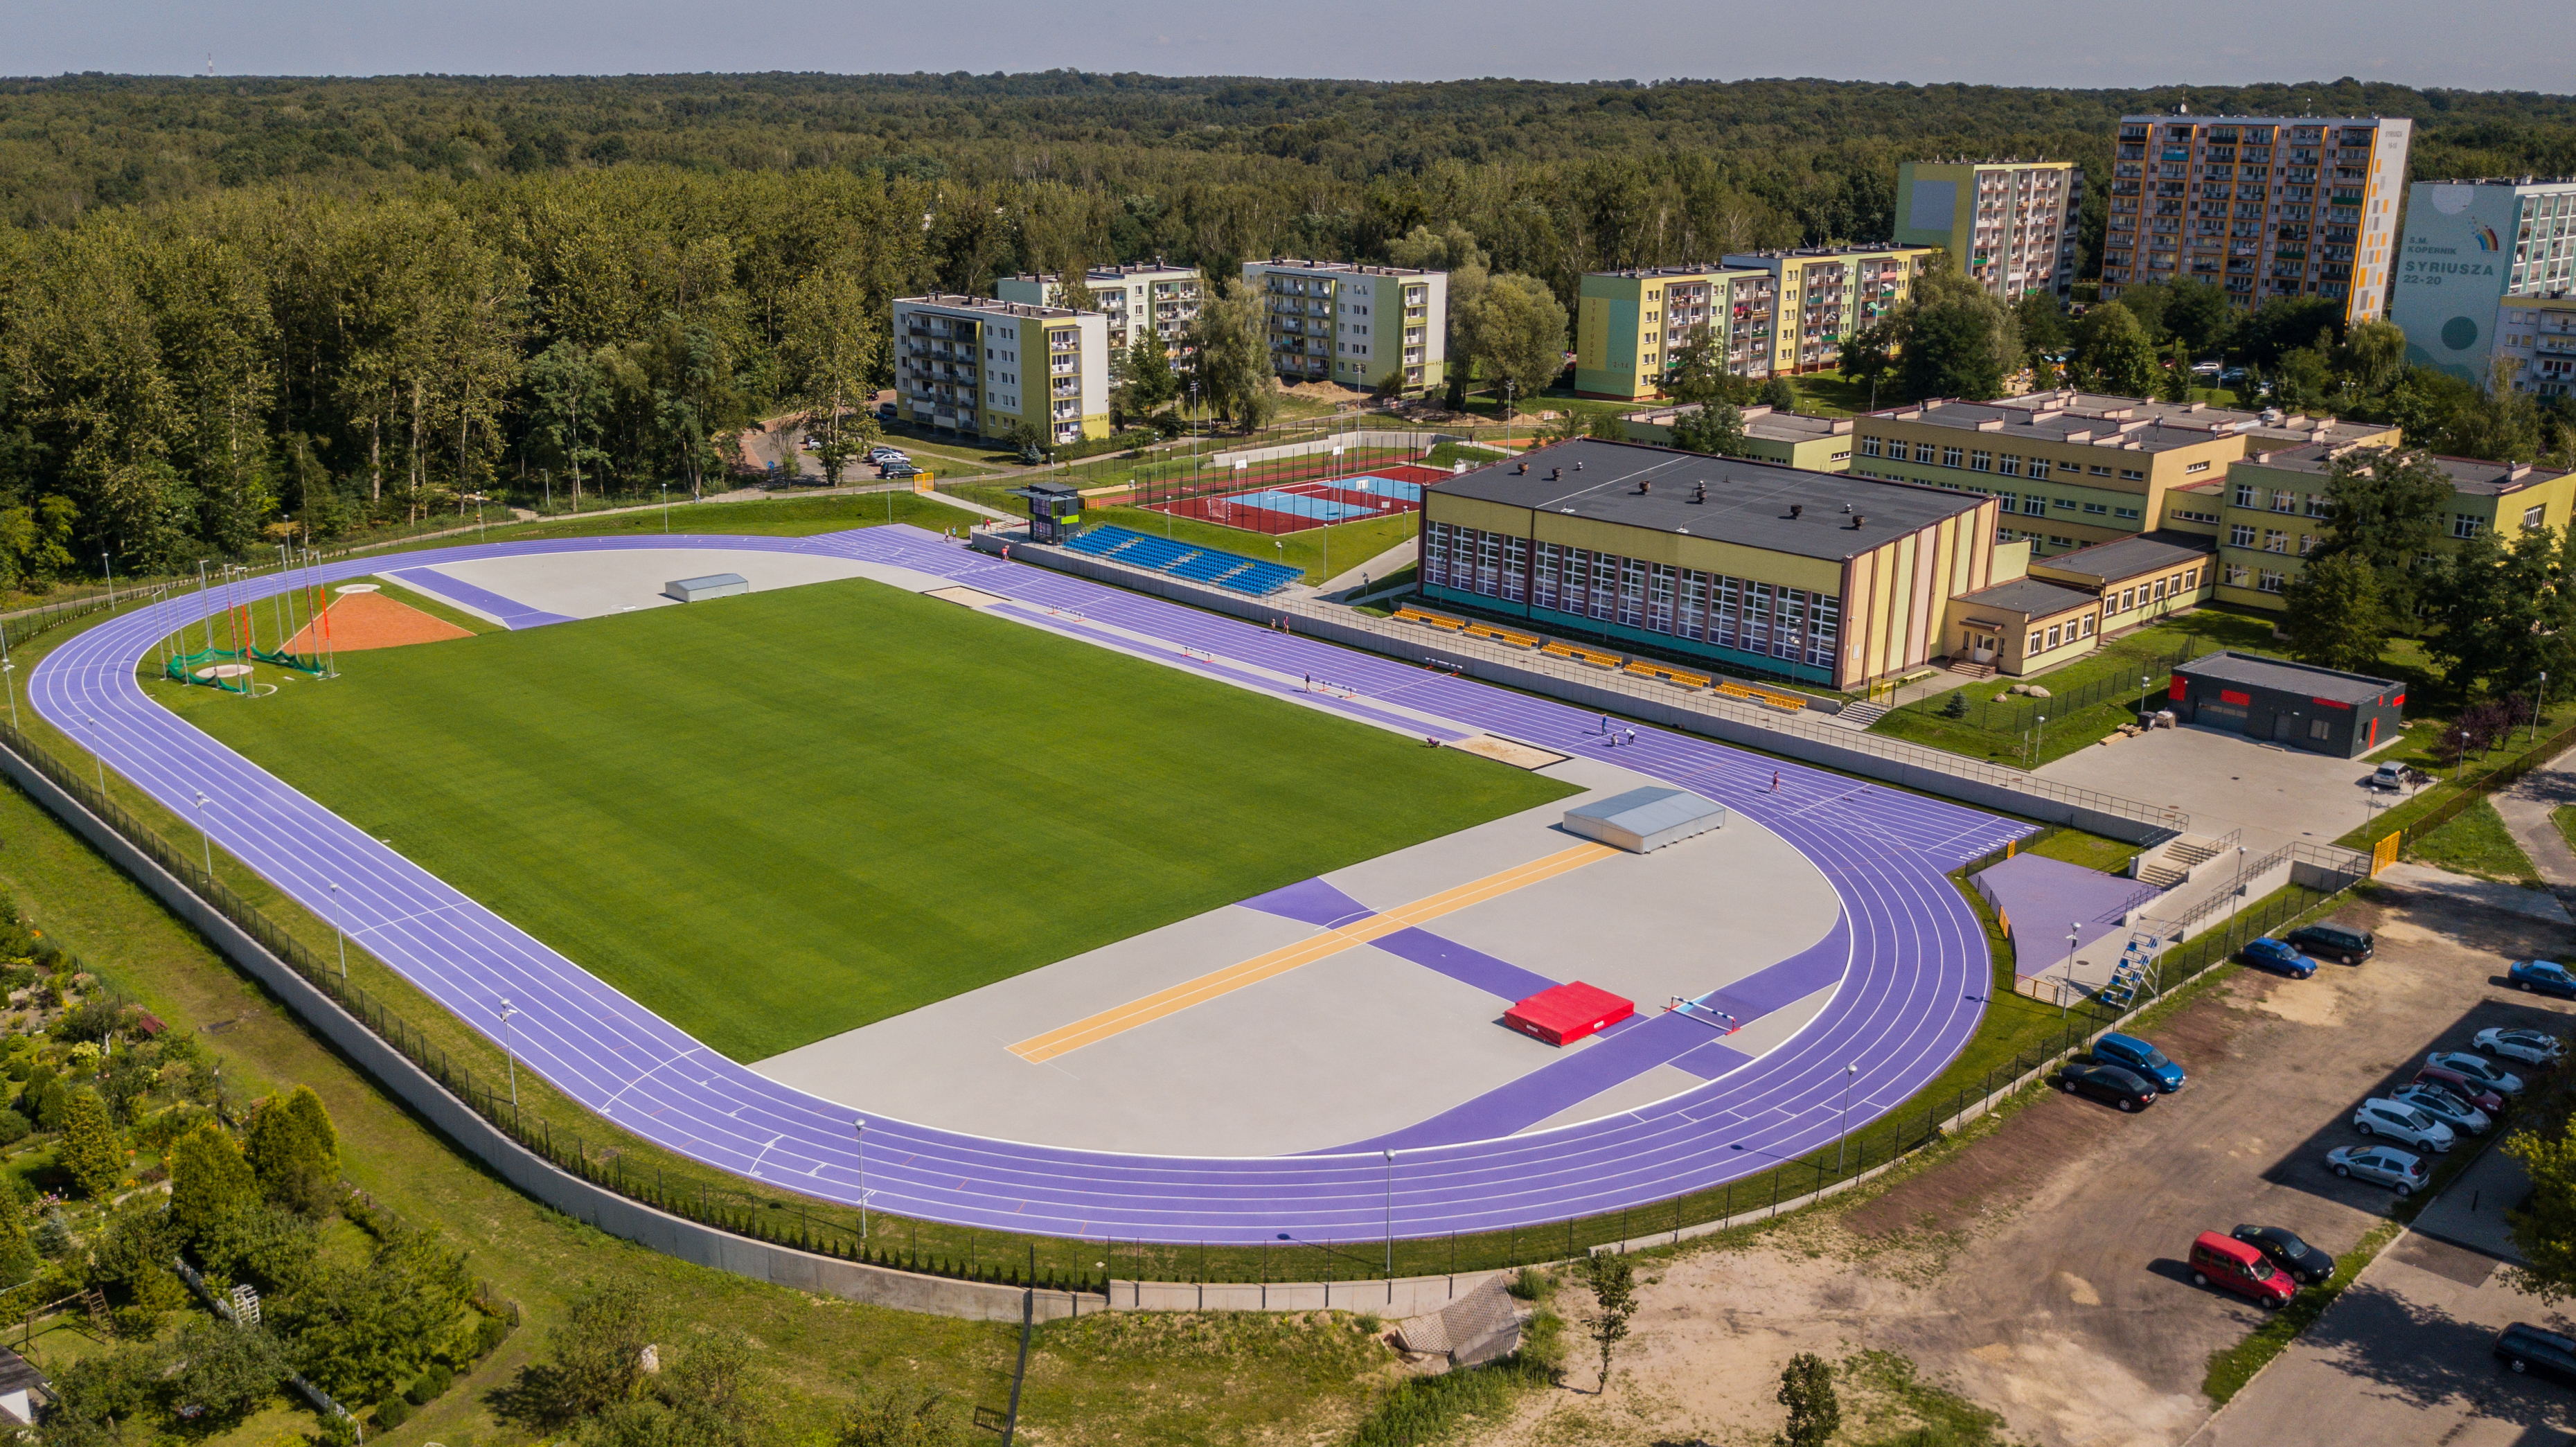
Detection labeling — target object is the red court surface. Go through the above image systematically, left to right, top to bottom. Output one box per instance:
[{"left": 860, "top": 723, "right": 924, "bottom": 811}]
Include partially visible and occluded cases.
[
  {"left": 1148, "top": 464, "right": 1454, "bottom": 534},
  {"left": 283, "top": 590, "right": 474, "bottom": 653}
]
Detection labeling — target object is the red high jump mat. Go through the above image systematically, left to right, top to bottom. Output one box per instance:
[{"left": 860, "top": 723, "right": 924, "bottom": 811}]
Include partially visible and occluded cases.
[{"left": 1504, "top": 982, "right": 1635, "bottom": 1047}]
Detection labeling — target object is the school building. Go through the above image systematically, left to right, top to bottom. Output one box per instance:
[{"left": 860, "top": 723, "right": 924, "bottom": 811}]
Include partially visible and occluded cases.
[
  {"left": 1849, "top": 391, "right": 2398, "bottom": 560},
  {"left": 1616, "top": 405, "right": 1857, "bottom": 472},
  {"left": 1418, "top": 438, "right": 2007, "bottom": 690}
]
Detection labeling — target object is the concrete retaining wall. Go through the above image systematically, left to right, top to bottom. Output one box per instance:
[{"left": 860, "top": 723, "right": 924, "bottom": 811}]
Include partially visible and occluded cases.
[{"left": 988, "top": 537, "right": 2176, "bottom": 845}]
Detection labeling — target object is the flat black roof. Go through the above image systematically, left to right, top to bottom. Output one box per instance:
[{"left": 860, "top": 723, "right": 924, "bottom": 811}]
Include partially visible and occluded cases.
[
  {"left": 1432, "top": 440, "right": 1983, "bottom": 561},
  {"left": 1011, "top": 481, "right": 1083, "bottom": 497},
  {"left": 2032, "top": 530, "right": 2216, "bottom": 584},
  {"left": 1953, "top": 577, "right": 2099, "bottom": 619},
  {"left": 2175, "top": 650, "right": 2400, "bottom": 704}
]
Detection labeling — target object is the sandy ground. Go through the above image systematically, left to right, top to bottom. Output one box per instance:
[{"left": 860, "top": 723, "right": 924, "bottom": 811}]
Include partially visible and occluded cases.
[{"left": 1458, "top": 876, "right": 2576, "bottom": 1447}]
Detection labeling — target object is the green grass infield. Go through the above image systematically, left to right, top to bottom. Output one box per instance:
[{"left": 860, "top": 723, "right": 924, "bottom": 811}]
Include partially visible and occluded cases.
[{"left": 157, "top": 578, "right": 1576, "bottom": 1061}]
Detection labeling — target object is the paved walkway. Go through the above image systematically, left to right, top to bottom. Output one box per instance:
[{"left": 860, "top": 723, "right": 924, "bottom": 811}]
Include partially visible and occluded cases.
[
  {"left": 1318, "top": 537, "right": 1418, "bottom": 596},
  {"left": 2488, "top": 745, "right": 2576, "bottom": 895}
]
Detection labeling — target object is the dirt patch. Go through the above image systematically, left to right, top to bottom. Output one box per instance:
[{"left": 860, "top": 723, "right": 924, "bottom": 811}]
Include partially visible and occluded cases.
[
  {"left": 1281, "top": 380, "right": 1372, "bottom": 405},
  {"left": 285, "top": 589, "right": 474, "bottom": 653},
  {"left": 1847, "top": 1092, "right": 2095, "bottom": 1239}
]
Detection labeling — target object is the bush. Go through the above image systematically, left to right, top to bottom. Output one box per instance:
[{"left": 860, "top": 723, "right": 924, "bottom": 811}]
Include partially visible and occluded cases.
[
  {"left": 1941, "top": 690, "right": 1970, "bottom": 720},
  {"left": 0, "top": 1109, "right": 28, "bottom": 1146},
  {"left": 108, "top": 1304, "right": 159, "bottom": 1341},
  {"left": 472, "top": 1312, "right": 510, "bottom": 1358},
  {"left": 405, "top": 1364, "right": 452, "bottom": 1405},
  {"left": 374, "top": 1394, "right": 410, "bottom": 1429}
]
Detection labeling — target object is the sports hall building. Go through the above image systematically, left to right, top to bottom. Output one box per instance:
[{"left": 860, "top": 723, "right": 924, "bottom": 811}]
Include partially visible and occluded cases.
[{"left": 1419, "top": 439, "right": 2006, "bottom": 690}]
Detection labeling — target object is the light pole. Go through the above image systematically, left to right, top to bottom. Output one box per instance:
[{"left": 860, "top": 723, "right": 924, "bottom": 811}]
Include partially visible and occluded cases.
[
  {"left": 2535, "top": 672, "right": 2550, "bottom": 743},
  {"left": 2138, "top": 675, "right": 2153, "bottom": 727},
  {"left": 2030, "top": 713, "right": 2047, "bottom": 765},
  {"left": 81, "top": 716, "right": 107, "bottom": 795},
  {"left": 2457, "top": 729, "right": 2470, "bottom": 782},
  {"left": 192, "top": 791, "right": 214, "bottom": 879},
  {"left": 2233, "top": 844, "right": 2248, "bottom": 898},
  {"left": 330, "top": 882, "right": 348, "bottom": 978},
  {"left": 2061, "top": 925, "right": 2081, "bottom": 1016},
  {"left": 497, "top": 999, "right": 521, "bottom": 1106},
  {"left": 1836, "top": 1063, "right": 1859, "bottom": 1173},
  {"left": 855, "top": 1118, "right": 868, "bottom": 1242},
  {"left": 1382, "top": 1149, "right": 1396, "bottom": 1284}
]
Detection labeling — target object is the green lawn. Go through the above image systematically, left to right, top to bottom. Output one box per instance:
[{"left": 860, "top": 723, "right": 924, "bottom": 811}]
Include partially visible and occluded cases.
[
  {"left": 163, "top": 579, "right": 1572, "bottom": 1060},
  {"left": 2406, "top": 800, "right": 2541, "bottom": 886},
  {"left": 2555, "top": 804, "right": 2576, "bottom": 858}
]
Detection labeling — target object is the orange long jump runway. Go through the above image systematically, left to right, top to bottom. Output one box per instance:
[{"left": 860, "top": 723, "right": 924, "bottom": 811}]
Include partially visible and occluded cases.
[{"left": 1006, "top": 841, "right": 1620, "bottom": 1063}]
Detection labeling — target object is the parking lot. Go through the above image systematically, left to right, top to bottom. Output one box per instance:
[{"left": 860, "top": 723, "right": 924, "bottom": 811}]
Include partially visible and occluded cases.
[{"left": 1545, "top": 869, "right": 2576, "bottom": 1447}]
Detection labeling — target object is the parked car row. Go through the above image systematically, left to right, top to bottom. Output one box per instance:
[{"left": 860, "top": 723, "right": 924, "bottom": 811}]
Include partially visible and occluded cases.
[{"left": 2052, "top": 1031, "right": 2184, "bottom": 1112}]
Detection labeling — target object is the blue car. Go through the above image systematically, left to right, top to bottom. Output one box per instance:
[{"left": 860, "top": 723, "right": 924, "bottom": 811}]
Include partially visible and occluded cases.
[
  {"left": 2241, "top": 937, "right": 2318, "bottom": 979},
  {"left": 2510, "top": 959, "right": 2576, "bottom": 999},
  {"left": 2093, "top": 1032, "right": 2185, "bottom": 1092}
]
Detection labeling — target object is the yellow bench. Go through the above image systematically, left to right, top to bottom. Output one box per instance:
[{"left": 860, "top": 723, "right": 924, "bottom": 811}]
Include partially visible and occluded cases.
[
  {"left": 1395, "top": 607, "right": 1466, "bottom": 632},
  {"left": 1464, "top": 622, "right": 1540, "bottom": 649},
  {"left": 1542, "top": 641, "right": 1622, "bottom": 669},
  {"left": 1624, "top": 660, "right": 1712, "bottom": 690},
  {"left": 1716, "top": 681, "right": 1808, "bottom": 712}
]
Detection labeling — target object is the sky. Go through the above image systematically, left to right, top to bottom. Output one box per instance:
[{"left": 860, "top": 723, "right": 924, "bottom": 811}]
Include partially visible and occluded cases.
[{"left": 5, "top": 0, "right": 2571, "bottom": 94}]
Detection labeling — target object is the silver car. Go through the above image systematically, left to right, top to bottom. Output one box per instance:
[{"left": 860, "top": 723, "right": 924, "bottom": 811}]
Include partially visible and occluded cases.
[
  {"left": 2472, "top": 1027, "right": 2566, "bottom": 1067},
  {"left": 2427, "top": 1050, "right": 2524, "bottom": 1095},
  {"left": 2393, "top": 1082, "right": 2491, "bottom": 1137},
  {"left": 2353, "top": 1097, "right": 2455, "bottom": 1153},
  {"left": 2326, "top": 1145, "right": 2431, "bottom": 1196}
]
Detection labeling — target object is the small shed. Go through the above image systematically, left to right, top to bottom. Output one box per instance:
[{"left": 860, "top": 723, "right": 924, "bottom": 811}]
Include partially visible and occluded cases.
[
  {"left": 664, "top": 573, "right": 749, "bottom": 603},
  {"left": 2169, "top": 651, "right": 2405, "bottom": 757},
  {"left": 1561, "top": 787, "right": 1726, "bottom": 853},
  {"left": 0, "top": 1343, "right": 51, "bottom": 1425}
]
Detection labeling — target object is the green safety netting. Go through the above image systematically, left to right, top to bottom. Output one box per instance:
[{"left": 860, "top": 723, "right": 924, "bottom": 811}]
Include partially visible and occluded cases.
[{"left": 163, "top": 644, "right": 326, "bottom": 693}]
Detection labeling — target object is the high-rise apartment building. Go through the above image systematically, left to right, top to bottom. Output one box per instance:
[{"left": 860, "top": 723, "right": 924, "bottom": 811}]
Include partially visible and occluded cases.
[
  {"left": 2102, "top": 113, "right": 2412, "bottom": 322},
  {"left": 1893, "top": 159, "right": 2079, "bottom": 299},
  {"left": 2390, "top": 179, "right": 2576, "bottom": 382},
  {"left": 1721, "top": 247, "right": 1938, "bottom": 375},
  {"left": 1238, "top": 260, "right": 1446, "bottom": 391},
  {"left": 995, "top": 261, "right": 1202, "bottom": 355},
  {"left": 1572, "top": 265, "right": 1777, "bottom": 399},
  {"left": 2496, "top": 293, "right": 2576, "bottom": 400},
  {"left": 891, "top": 295, "right": 1110, "bottom": 447}
]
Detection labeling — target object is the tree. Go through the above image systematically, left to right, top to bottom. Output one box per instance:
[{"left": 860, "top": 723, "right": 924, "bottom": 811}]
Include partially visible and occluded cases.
[
  {"left": 1389, "top": 224, "right": 1488, "bottom": 378},
  {"left": 1898, "top": 265, "right": 2018, "bottom": 402},
  {"left": 778, "top": 267, "right": 882, "bottom": 489},
  {"left": 1051, "top": 269, "right": 1097, "bottom": 317},
  {"left": 1458, "top": 273, "right": 1569, "bottom": 409},
  {"left": 2160, "top": 279, "right": 2237, "bottom": 359},
  {"left": 1186, "top": 282, "right": 1280, "bottom": 432},
  {"left": 2014, "top": 292, "right": 2070, "bottom": 369},
  {"left": 2072, "top": 303, "right": 2157, "bottom": 396},
  {"left": 1836, "top": 319, "right": 1900, "bottom": 401},
  {"left": 2333, "top": 320, "right": 2408, "bottom": 397},
  {"left": 1664, "top": 325, "right": 1733, "bottom": 407},
  {"left": 1119, "top": 326, "right": 1179, "bottom": 420},
  {"left": 2161, "top": 339, "right": 2193, "bottom": 403},
  {"left": 524, "top": 341, "right": 609, "bottom": 509},
  {"left": 2445, "top": 357, "right": 2544, "bottom": 463},
  {"left": 1759, "top": 377, "right": 1800, "bottom": 413},
  {"left": 1670, "top": 402, "right": 1748, "bottom": 457},
  {"left": 2306, "top": 447, "right": 2461, "bottom": 630},
  {"left": 2426, "top": 524, "right": 2576, "bottom": 700},
  {"left": 2280, "top": 551, "right": 2392, "bottom": 675},
  {"left": 245, "top": 1085, "right": 340, "bottom": 1216},
  {"left": 58, "top": 1089, "right": 124, "bottom": 1200},
  {"left": 168, "top": 1122, "right": 260, "bottom": 1243},
  {"left": 0, "top": 1182, "right": 33, "bottom": 1286},
  {"left": 1580, "top": 1251, "right": 1637, "bottom": 1394},
  {"left": 533, "top": 1281, "right": 653, "bottom": 1423},
  {"left": 167, "top": 1319, "right": 290, "bottom": 1425},
  {"left": 1777, "top": 1352, "right": 1840, "bottom": 1447},
  {"left": 841, "top": 1388, "right": 972, "bottom": 1447}
]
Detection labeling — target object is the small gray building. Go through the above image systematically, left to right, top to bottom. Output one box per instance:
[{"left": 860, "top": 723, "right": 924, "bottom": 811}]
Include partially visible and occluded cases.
[
  {"left": 2169, "top": 651, "right": 2406, "bottom": 758},
  {"left": 1563, "top": 788, "right": 1727, "bottom": 853}
]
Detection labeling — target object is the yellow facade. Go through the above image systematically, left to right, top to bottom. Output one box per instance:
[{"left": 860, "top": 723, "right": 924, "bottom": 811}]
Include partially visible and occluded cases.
[
  {"left": 1893, "top": 160, "right": 2078, "bottom": 299},
  {"left": 1574, "top": 267, "right": 1776, "bottom": 399}
]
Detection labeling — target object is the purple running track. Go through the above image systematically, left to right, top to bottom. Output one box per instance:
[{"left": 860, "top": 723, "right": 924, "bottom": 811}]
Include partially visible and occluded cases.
[{"left": 31, "top": 526, "right": 2029, "bottom": 1244}]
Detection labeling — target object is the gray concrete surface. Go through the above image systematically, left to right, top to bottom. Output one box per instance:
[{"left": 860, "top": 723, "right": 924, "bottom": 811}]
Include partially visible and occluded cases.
[
  {"left": 416, "top": 547, "right": 957, "bottom": 622},
  {"left": 2037, "top": 722, "right": 2406, "bottom": 854},
  {"left": 2492, "top": 745, "right": 2576, "bottom": 896},
  {"left": 752, "top": 754, "right": 1842, "bottom": 1156},
  {"left": 2377, "top": 863, "right": 2574, "bottom": 925},
  {"left": 2412, "top": 1140, "right": 2536, "bottom": 1267},
  {"left": 2196, "top": 1230, "right": 2575, "bottom": 1446}
]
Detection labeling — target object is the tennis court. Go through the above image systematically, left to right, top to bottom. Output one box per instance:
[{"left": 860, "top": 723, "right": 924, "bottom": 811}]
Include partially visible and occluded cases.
[{"left": 1150, "top": 465, "right": 1450, "bottom": 535}]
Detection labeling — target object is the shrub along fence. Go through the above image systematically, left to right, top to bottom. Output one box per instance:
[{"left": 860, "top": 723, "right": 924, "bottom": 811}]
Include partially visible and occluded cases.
[{"left": 0, "top": 686, "right": 2370, "bottom": 1300}]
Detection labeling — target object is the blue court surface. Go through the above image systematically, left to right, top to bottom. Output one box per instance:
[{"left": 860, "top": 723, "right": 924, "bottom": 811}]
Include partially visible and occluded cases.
[
  {"left": 1340, "top": 475, "right": 1425, "bottom": 501},
  {"left": 1216, "top": 489, "right": 1378, "bottom": 522}
]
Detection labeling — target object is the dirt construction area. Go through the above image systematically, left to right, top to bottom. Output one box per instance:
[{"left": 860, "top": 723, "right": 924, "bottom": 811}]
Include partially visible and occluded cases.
[{"left": 1464, "top": 876, "right": 2576, "bottom": 1447}]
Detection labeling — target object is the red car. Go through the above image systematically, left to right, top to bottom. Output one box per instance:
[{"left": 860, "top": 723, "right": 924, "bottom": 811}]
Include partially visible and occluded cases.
[
  {"left": 2413, "top": 1065, "right": 2505, "bottom": 1116},
  {"left": 2189, "top": 1232, "right": 2294, "bottom": 1308}
]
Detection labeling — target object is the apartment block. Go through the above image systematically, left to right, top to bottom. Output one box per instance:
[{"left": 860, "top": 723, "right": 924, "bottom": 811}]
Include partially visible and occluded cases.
[
  {"left": 2102, "top": 112, "right": 2412, "bottom": 321},
  {"left": 1894, "top": 159, "right": 2079, "bottom": 299},
  {"left": 2392, "top": 179, "right": 2576, "bottom": 381},
  {"left": 1721, "top": 246, "right": 1938, "bottom": 375},
  {"left": 1239, "top": 260, "right": 1446, "bottom": 391},
  {"left": 995, "top": 261, "right": 1202, "bottom": 355},
  {"left": 1573, "top": 265, "right": 1778, "bottom": 399},
  {"left": 2496, "top": 293, "right": 2576, "bottom": 399},
  {"left": 891, "top": 295, "right": 1111, "bottom": 447},
  {"left": 1849, "top": 390, "right": 2397, "bottom": 560},
  {"left": 2199, "top": 445, "right": 2576, "bottom": 611}
]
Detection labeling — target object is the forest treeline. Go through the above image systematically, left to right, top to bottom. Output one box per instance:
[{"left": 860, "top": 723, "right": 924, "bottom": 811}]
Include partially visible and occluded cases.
[{"left": 0, "top": 72, "right": 2573, "bottom": 583}]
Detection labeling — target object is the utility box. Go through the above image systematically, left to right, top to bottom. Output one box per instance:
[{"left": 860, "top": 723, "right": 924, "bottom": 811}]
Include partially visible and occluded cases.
[{"left": 664, "top": 574, "right": 749, "bottom": 603}]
